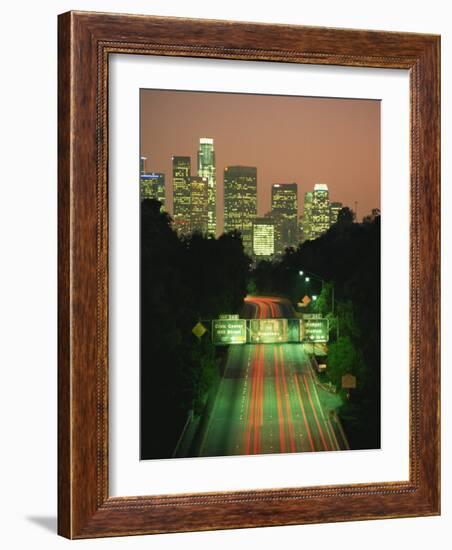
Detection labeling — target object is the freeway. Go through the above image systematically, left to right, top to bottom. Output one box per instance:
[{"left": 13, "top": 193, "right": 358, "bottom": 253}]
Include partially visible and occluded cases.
[{"left": 192, "top": 296, "right": 348, "bottom": 457}]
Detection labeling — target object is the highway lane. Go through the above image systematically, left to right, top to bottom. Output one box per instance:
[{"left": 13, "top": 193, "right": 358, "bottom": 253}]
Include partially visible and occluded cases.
[{"left": 195, "top": 296, "right": 347, "bottom": 457}]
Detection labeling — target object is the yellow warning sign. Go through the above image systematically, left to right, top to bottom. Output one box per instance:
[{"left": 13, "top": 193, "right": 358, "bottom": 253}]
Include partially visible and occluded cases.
[{"left": 192, "top": 322, "right": 207, "bottom": 339}]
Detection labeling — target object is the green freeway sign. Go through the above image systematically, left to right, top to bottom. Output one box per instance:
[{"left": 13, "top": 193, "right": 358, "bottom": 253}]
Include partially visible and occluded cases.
[
  {"left": 302, "top": 313, "right": 322, "bottom": 320},
  {"left": 219, "top": 314, "right": 239, "bottom": 320},
  {"left": 300, "top": 318, "right": 329, "bottom": 342},
  {"left": 212, "top": 319, "right": 246, "bottom": 345},
  {"left": 249, "top": 319, "right": 288, "bottom": 343}
]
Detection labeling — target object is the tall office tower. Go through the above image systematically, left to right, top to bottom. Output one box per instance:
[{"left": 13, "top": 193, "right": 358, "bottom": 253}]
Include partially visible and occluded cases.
[
  {"left": 197, "top": 138, "right": 216, "bottom": 236},
  {"left": 140, "top": 156, "right": 147, "bottom": 175},
  {"left": 172, "top": 156, "right": 191, "bottom": 234},
  {"left": 223, "top": 166, "right": 257, "bottom": 254},
  {"left": 140, "top": 172, "right": 166, "bottom": 209},
  {"left": 189, "top": 176, "right": 209, "bottom": 234},
  {"left": 271, "top": 183, "right": 298, "bottom": 254},
  {"left": 311, "top": 183, "right": 331, "bottom": 239},
  {"left": 301, "top": 191, "right": 314, "bottom": 243},
  {"left": 330, "top": 201, "right": 343, "bottom": 225},
  {"left": 252, "top": 217, "right": 275, "bottom": 258}
]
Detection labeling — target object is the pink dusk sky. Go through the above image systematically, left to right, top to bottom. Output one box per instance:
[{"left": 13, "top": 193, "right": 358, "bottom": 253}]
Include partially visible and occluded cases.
[{"left": 140, "top": 89, "right": 380, "bottom": 229}]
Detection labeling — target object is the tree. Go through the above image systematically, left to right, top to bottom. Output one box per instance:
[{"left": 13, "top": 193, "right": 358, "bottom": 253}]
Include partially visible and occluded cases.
[
  {"left": 140, "top": 199, "right": 250, "bottom": 458},
  {"left": 336, "top": 206, "right": 355, "bottom": 225},
  {"left": 327, "top": 336, "right": 365, "bottom": 391}
]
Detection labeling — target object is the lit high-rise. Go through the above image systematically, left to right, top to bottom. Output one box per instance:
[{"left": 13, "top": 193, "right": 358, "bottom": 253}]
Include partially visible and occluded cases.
[
  {"left": 197, "top": 138, "right": 216, "bottom": 236},
  {"left": 140, "top": 156, "right": 147, "bottom": 175},
  {"left": 172, "top": 156, "right": 191, "bottom": 234},
  {"left": 224, "top": 166, "right": 257, "bottom": 254},
  {"left": 140, "top": 172, "right": 165, "bottom": 209},
  {"left": 190, "top": 176, "right": 209, "bottom": 234},
  {"left": 271, "top": 183, "right": 298, "bottom": 253},
  {"left": 311, "top": 183, "right": 331, "bottom": 239},
  {"left": 301, "top": 191, "right": 314, "bottom": 243},
  {"left": 330, "top": 201, "right": 343, "bottom": 225},
  {"left": 253, "top": 217, "right": 275, "bottom": 258}
]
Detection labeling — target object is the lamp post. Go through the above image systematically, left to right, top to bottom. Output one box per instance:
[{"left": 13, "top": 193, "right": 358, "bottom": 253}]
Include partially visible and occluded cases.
[
  {"left": 298, "top": 269, "right": 334, "bottom": 310},
  {"left": 299, "top": 269, "right": 338, "bottom": 339}
]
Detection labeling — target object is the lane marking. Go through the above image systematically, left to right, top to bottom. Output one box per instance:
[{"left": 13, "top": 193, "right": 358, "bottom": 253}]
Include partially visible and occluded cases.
[
  {"left": 287, "top": 343, "right": 315, "bottom": 452},
  {"left": 244, "top": 344, "right": 259, "bottom": 454},
  {"left": 253, "top": 345, "right": 264, "bottom": 454},
  {"left": 278, "top": 345, "right": 296, "bottom": 453},
  {"left": 273, "top": 347, "right": 286, "bottom": 453},
  {"left": 309, "top": 370, "right": 339, "bottom": 450},
  {"left": 293, "top": 373, "right": 315, "bottom": 451},
  {"left": 303, "top": 374, "right": 329, "bottom": 451}
]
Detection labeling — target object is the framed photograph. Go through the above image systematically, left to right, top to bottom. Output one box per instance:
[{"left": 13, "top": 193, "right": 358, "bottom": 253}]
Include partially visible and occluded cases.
[{"left": 58, "top": 11, "right": 440, "bottom": 538}]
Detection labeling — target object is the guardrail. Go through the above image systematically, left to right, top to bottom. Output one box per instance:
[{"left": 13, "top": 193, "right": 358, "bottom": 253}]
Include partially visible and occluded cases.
[{"left": 172, "top": 409, "right": 194, "bottom": 458}]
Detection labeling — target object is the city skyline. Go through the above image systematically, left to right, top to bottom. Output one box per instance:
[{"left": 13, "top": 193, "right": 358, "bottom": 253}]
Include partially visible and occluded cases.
[
  {"left": 140, "top": 89, "right": 380, "bottom": 227},
  {"left": 140, "top": 89, "right": 382, "bottom": 461},
  {"left": 142, "top": 146, "right": 357, "bottom": 257}
]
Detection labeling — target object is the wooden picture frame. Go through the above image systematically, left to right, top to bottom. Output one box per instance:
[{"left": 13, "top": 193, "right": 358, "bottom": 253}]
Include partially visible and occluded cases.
[{"left": 58, "top": 11, "right": 440, "bottom": 538}]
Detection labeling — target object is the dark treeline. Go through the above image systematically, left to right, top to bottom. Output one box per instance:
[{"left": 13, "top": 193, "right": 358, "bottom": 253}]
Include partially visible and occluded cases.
[
  {"left": 141, "top": 199, "right": 250, "bottom": 459},
  {"left": 251, "top": 208, "right": 381, "bottom": 450}
]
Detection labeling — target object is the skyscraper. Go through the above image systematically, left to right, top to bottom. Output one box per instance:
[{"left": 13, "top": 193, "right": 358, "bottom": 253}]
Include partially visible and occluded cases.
[
  {"left": 197, "top": 138, "right": 216, "bottom": 236},
  {"left": 140, "top": 156, "right": 147, "bottom": 176},
  {"left": 172, "top": 156, "right": 191, "bottom": 234},
  {"left": 224, "top": 166, "right": 257, "bottom": 254},
  {"left": 140, "top": 172, "right": 165, "bottom": 209},
  {"left": 190, "top": 176, "right": 209, "bottom": 234},
  {"left": 271, "top": 183, "right": 298, "bottom": 254},
  {"left": 311, "top": 183, "right": 331, "bottom": 239},
  {"left": 301, "top": 191, "right": 314, "bottom": 243},
  {"left": 330, "top": 201, "right": 343, "bottom": 225},
  {"left": 253, "top": 217, "right": 275, "bottom": 258}
]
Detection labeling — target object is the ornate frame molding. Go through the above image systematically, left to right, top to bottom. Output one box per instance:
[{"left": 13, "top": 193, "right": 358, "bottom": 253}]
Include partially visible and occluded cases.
[{"left": 58, "top": 11, "right": 440, "bottom": 538}]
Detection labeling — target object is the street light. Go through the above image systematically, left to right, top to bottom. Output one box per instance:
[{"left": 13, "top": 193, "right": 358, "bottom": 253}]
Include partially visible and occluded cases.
[
  {"left": 298, "top": 268, "right": 340, "bottom": 339},
  {"left": 299, "top": 269, "right": 334, "bottom": 316},
  {"left": 298, "top": 270, "right": 304, "bottom": 276},
  {"left": 312, "top": 295, "right": 318, "bottom": 301}
]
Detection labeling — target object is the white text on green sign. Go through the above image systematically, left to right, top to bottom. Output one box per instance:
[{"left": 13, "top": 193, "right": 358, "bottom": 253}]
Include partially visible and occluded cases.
[
  {"left": 212, "top": 319, "right": 246, "bottom": 345},
  {"left": 249, "top": 319, "right": 288, "bottom": 343},
  {"left": 300, "top": 319, "right": 329, "bottom": 342}
]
